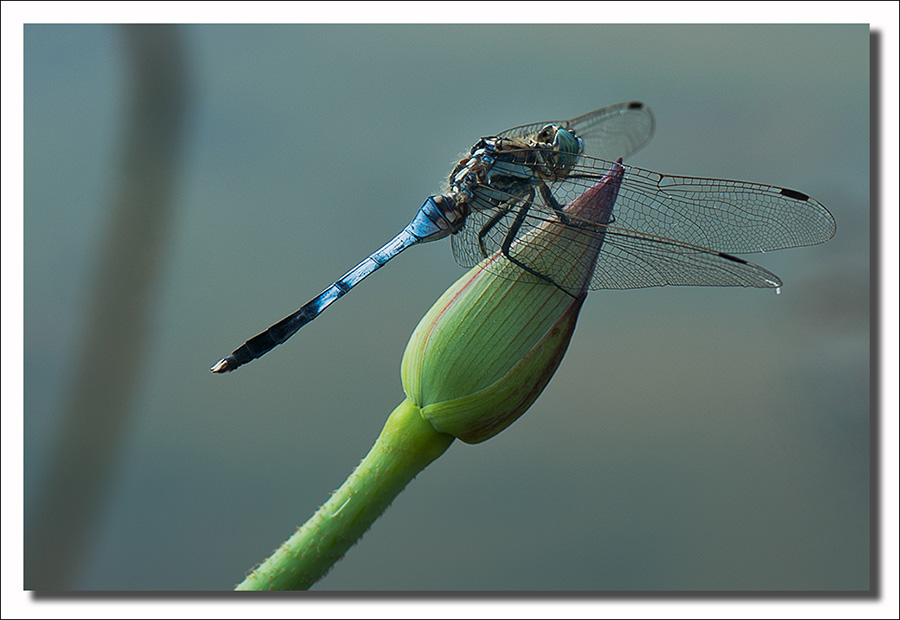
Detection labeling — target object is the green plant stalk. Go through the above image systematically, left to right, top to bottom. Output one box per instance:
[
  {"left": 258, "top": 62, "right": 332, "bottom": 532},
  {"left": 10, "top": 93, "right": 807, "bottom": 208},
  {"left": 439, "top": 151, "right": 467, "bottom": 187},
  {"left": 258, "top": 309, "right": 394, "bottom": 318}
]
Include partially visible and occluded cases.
[{"left": 235, "top": 398, "right": 454, "bottom": 590}]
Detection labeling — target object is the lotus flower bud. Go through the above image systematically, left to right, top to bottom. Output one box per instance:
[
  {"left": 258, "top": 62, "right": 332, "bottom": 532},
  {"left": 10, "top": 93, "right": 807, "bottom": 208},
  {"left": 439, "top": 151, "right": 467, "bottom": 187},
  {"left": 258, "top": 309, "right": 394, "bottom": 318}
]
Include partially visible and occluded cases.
[{"left": 401, "top": 160, "right": 624, "bottom": 443}]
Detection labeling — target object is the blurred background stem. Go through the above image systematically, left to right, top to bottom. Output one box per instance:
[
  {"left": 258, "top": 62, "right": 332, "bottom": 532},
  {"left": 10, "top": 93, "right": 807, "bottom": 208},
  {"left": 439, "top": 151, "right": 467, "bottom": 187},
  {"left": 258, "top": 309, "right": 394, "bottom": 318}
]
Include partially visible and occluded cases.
[{"left": 25, "top": 25, "right": 187, "bottom": 589}]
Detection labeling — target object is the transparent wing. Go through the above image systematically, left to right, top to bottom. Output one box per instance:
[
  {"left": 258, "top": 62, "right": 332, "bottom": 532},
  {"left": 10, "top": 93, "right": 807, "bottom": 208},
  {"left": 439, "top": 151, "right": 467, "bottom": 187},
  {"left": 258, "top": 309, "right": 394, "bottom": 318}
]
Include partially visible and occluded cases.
[
  {"left": 497, "top": 101, "right": 655, "bottom": 161},
  {"left": 451, "top": 155, "right": 835, "bottom": 291},
  {"left": 590, "top": 157, "right": 836, "bottom": 254},
  {"left": 452, "top": 193, "right": 784, "bottom": 292},
  {"left": 590, "top": 229, "right": 783, "bottom": 289}
]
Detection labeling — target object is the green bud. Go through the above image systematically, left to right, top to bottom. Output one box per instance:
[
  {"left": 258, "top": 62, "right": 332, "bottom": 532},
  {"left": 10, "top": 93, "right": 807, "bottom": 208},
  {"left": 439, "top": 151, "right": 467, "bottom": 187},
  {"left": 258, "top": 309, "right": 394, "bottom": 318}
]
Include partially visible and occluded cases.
[{"left": 401, "top": 160, "right": 623, "bottom": 443}]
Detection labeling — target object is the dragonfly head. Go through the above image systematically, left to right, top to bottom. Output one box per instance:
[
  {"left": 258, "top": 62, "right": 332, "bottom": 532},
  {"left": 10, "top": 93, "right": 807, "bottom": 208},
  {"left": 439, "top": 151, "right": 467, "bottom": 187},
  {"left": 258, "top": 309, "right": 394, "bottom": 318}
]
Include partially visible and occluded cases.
[{"left": 533, "top": 124, "right": 583, "bottom": 174}]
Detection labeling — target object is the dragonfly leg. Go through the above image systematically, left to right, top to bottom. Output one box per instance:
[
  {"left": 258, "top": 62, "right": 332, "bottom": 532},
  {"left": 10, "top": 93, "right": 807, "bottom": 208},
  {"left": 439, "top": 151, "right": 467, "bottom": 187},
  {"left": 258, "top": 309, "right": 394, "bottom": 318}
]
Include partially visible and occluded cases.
[
  {"left": 538, "top": 180, "right": 615, "bottom": 230},
  {"left": 537, "top": 182, "right": 571, "bottom": 226},
  {"left": 499, "top": 190, "right": 574, "bottom": 296},
  {"left": 476, "top": 203, "right": 513, "bottom": 258}
]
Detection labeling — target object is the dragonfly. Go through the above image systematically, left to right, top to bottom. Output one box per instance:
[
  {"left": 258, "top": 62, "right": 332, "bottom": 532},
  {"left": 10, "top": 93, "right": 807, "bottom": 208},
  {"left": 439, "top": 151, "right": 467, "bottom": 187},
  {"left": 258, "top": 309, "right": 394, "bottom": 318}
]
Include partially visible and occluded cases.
[{"left": 211, "top": 101, "right": 835, "bottom": 373}]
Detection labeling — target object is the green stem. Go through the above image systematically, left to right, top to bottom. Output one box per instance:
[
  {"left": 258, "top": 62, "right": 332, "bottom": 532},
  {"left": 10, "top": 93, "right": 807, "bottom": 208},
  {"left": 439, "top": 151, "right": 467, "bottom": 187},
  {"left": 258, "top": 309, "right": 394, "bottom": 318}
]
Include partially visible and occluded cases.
[{"left": 235, "top": 398, "right": 454, "bottom": 590}]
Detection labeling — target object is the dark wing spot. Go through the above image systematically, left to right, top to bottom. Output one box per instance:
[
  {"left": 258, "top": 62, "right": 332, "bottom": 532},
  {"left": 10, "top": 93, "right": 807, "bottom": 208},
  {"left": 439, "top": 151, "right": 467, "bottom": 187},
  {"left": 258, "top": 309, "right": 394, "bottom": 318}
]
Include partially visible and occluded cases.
[
  {"left": 628, "top": 101, "right": 644, "bottom": 109},
  {"left": 780, "top": 188, "right": 809, "bottom": 201},
  {"left": 719, "top": 252, "right": 748, "bottom": 264}
]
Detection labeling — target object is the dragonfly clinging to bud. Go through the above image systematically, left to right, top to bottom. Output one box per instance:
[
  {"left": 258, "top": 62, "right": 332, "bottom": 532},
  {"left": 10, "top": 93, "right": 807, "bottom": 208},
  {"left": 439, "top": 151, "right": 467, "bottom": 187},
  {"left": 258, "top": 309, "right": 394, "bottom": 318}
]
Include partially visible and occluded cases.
[{"left": 211, "top": 102, "right": 834, "bottom": 373}]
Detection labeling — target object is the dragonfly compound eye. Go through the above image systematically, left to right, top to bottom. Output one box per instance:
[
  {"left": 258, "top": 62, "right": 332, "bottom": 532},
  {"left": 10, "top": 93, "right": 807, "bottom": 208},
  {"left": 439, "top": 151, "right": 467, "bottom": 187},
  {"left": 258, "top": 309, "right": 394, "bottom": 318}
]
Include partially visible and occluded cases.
[
  {"left": 532, "top": 126, "right": 582, "bottom": 174},
  {"left": 550, "top": 128, "right": 583, "bottom": 168}
]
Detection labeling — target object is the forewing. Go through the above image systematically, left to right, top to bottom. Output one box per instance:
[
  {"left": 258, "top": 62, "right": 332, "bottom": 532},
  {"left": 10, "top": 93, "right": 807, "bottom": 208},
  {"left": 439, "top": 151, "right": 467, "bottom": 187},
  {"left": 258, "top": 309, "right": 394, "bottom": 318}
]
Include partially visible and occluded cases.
[{"left": 590, "top": 158, "right": 836, "bottom": 253}]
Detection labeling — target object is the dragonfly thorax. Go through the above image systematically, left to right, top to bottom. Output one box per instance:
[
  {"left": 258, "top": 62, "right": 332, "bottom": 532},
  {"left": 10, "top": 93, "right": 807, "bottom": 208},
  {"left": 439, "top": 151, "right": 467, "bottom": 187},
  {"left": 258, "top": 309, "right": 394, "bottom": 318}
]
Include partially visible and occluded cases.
[{"left": 448, "top": 130, "right": 585, "bottom": 201}]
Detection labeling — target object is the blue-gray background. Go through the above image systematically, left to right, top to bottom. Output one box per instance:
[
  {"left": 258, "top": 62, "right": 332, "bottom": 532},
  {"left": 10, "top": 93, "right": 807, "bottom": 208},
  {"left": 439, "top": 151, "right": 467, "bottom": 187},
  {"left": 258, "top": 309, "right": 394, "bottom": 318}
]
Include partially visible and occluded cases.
[{"left": 24, "top": 24, "right": 869, "bottom": 590}]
